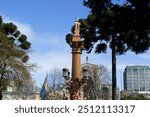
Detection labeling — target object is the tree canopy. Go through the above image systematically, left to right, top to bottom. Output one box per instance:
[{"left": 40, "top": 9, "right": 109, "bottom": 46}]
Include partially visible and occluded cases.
[
  {"left": 76, "top": 0, "right": 150, "bottom": 54},
  {"left": 0, "top": 16, "right": 32, "bottom": 99}
]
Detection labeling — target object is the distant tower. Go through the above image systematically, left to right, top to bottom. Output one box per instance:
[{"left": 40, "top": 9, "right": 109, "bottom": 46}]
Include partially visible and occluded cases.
[
  {"left": 86, "top": 56, "right": 88, "bottom": 63},
  {"left": 40, "top": 73, "right": 49, "bottom": 100}
]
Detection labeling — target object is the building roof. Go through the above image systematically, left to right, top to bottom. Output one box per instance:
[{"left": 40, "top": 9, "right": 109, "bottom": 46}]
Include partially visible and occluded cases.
[
  {"left": 81, "top": 63, "right": 99, "bottom": 68},
  {"left": 125, "top": 65, "right": 150, "bottom": 70}
]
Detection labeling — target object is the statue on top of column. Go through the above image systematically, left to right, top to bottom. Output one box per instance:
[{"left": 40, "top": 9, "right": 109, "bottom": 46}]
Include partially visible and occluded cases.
[{"left": 74, "top": 18, "right": 81, "bottom": 36}]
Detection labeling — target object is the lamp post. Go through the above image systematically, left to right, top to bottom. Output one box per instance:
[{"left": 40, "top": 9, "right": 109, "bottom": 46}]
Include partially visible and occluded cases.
[
  {"left": 62, "top": 20, "right": 89, "bottom": 100},
  {"left": 62, "top": 67, "right": 89, "bottom": 100},
  {"left": 62, "top": 68, "right": 70, "bottom": 80},
  {"left": 82, "top": 68, "right": 89, "bottom": 79}
]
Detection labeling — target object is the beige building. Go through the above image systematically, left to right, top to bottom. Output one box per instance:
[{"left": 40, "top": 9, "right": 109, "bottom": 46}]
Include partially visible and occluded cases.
[
  {"left": 81, "top": 58, "right": 116, "bottom": 100},
  {"left": 81, "top": 62, "right": 101, "bottom": 100},
  {"left": 2, "top": 80, "right": 39, "bottom": 100},
  {"left": 100, "top": 84, "right": 112, "bottom": 100}
]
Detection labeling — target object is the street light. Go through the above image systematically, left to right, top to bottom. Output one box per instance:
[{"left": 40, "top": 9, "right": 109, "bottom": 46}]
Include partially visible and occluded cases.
[
  {"left": 62, "top": 67, "right": 89, "bottom": 99},
  {"left": 62, "top": 68, "right": 70, "bottom": 80},
  {"left": 62, "top": 68, "right": 89, "bottom": 80},
  {"left": 82, "top": 68, "right": 89, "bottom": 79}
]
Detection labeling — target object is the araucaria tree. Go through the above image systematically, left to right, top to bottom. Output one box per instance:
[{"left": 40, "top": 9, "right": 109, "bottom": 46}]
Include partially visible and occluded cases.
[
  {"left": 66, "top": 0, "right": 150, "bottom": 100},
  {"left": 0, "top": 16, "right": 32, "bottom": 99}
]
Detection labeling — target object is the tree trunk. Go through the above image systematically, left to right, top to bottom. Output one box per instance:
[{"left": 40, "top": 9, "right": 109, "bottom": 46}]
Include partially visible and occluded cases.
[
  {"left": 112, "top": 34, "right": 117, "bottom": 100},
  {"left": 0, "top": 91, "right": 3, "bottom": 100}
]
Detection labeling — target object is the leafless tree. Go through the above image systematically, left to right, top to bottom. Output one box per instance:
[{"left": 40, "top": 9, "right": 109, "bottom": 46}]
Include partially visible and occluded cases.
[
  {"left": 82, "top": 65, "right": 111, "bottom": 100},
  {"left": 99, "top": 65, "right": 111, "bottom": 84},
  {"left": 46, "top": 68, "right": 68, "bottom": 100},
  {"left": 48, "top": 68, "right": 64, "bottom": 90},
  {"left": 13, "top": 79, "right": 37, "bottom": 100}
]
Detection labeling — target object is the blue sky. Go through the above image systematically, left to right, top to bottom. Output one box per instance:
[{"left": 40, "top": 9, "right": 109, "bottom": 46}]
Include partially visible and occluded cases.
[{"left": 0, "top": 0, "right": 150, "bottom": 90}]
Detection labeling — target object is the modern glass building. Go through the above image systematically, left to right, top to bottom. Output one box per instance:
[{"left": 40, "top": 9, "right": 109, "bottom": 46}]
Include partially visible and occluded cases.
[{"left": 124, "top": 66, "right": 150, "bottom": 93}]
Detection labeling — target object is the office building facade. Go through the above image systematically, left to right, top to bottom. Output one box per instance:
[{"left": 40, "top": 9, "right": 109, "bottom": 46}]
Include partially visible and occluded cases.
[{"left": 124, "top": 66, "right": 150, "bottom": 93}]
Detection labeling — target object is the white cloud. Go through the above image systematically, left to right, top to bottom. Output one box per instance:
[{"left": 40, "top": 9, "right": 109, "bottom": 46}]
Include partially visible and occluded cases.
[
  {"left": 13, "top": 21, "right": 35, "bottom": 41},
  {"left": 29, "top": 51, "right": 72, "bottom": 86},
  {"left": 30, "top": 52, "right": 72, "bottom": 73}
]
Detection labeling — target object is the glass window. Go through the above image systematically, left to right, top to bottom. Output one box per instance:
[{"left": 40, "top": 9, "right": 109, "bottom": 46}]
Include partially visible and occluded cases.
[
  {"left": 133, "top": 69, "right": 138, "bottom": 74},
  {"left": 140, "top": 86, "right": 145, "bottom": 91},
  {"left": 134, "top": 88, "right": 138, "bottom": 91}
]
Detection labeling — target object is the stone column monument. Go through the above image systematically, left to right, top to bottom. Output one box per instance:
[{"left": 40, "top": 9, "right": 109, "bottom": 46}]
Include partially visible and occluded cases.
[{"left": 70, "top": 20, "right": 83, "bottom": 100}]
